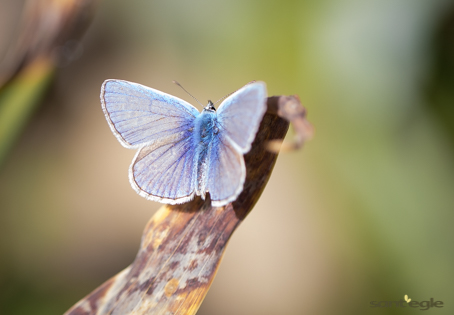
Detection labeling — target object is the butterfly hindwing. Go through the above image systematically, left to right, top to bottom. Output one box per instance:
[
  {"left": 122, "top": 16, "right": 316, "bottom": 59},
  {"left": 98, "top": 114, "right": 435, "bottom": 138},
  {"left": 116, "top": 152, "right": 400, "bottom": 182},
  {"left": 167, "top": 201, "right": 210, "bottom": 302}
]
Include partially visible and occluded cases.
[
  {"left": 101, "top": 79, "right": 199, "bottom": 148},
  {"left": 130, "top": 130, "right": 197, "bottom": 204},
  {"left": 206, "top": 132, "right": 245, "bottom": 206}
]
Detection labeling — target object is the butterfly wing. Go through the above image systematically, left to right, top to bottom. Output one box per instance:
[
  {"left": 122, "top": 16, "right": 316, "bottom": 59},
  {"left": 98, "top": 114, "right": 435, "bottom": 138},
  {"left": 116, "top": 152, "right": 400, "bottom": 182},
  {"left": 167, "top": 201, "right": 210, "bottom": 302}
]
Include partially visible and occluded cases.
[
  {"left": 101, "top": 79, "right": 199, "bottom": 148},
  {"left": 101, "top": 79, "right": 200, "bottom": 203},
  {"left": 215, "top": 81, "right": 267, "bottom": 153},
  {"left": 207, "top": 82, "right": 268, "bottom": 206},
  {"left": 130, "top": 130, "right": 197, "bottom": 204},
  {"left": 206, "top": 132, "right": 246, "bottom": 206}
]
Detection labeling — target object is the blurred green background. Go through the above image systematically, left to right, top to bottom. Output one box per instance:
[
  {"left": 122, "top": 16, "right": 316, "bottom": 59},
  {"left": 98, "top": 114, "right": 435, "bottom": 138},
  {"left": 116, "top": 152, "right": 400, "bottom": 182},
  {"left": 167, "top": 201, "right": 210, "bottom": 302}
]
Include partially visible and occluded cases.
[{"left": 1, "top": 0, "right": 454, "bottom": 314}]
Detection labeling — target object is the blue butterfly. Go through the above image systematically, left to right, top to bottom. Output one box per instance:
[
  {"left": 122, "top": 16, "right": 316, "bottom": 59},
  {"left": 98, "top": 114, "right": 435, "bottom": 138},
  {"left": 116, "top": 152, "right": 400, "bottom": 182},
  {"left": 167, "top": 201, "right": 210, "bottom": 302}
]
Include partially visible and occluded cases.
[{"left": 100, "top": 80, "right": 267, "bottom": 207}]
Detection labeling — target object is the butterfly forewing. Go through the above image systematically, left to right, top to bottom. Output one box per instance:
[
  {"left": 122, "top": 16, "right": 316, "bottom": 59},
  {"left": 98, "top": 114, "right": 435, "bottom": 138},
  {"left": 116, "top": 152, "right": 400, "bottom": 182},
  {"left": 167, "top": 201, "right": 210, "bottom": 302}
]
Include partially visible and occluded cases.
[
  {"left": 101, "top": 80, "right": 199, "bottom": 148},
  {"left": 216, "top": 82, "right": 267, "bottom": 153}
]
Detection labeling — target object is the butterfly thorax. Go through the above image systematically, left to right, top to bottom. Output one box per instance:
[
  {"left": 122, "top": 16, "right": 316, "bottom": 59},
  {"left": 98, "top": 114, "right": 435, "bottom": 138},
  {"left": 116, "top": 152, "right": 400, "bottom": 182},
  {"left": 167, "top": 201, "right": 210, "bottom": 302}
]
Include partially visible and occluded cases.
[{"left": 194, "top": 110, "right": 217, "bottom": 152}]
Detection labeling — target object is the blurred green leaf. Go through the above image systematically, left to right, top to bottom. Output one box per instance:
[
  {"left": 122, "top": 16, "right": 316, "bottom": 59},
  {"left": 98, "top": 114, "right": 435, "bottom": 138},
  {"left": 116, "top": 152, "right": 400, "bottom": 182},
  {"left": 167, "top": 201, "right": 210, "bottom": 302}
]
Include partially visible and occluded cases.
[
  {"left": 0, "top": 0, "right": 97, "bottom": 168},
  {"left": 0, "top": 57, "right": 54, "bottom": 167}
]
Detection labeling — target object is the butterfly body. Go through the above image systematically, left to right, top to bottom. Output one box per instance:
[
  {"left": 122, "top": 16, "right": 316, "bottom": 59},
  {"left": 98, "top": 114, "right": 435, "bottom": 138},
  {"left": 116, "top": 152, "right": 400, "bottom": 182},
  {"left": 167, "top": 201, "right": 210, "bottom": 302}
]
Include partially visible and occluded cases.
[
  {"left": 101, "top": 80, "right": 267, "bottom": 206},
  {"left": 193, "top": 106, "right": 217, "bottom": 198}
]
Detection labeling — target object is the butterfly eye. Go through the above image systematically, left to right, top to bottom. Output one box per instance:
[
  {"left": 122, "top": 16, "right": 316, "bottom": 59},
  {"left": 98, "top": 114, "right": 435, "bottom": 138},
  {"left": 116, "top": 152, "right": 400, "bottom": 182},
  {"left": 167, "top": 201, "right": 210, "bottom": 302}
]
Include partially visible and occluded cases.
[{"left": 213, "top": 126, "right": 219, "bottom": 134}]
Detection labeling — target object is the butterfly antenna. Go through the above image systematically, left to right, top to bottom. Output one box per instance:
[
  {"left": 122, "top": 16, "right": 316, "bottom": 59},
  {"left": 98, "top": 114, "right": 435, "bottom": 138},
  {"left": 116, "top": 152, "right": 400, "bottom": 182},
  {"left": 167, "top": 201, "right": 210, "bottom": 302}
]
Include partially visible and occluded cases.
[
  {"left": 172, "top": 80, "right": 204, "bottom": 107},
  {"left": 213, "top": 80, "right": 257, "bottom": 105}
]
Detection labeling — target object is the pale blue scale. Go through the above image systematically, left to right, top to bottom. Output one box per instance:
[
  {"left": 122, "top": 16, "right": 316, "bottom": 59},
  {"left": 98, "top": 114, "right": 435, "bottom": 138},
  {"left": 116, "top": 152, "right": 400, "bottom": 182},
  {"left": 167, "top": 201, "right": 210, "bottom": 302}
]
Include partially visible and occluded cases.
[{"left": 101, "top": 79, "right": 267, "bottom": 206}]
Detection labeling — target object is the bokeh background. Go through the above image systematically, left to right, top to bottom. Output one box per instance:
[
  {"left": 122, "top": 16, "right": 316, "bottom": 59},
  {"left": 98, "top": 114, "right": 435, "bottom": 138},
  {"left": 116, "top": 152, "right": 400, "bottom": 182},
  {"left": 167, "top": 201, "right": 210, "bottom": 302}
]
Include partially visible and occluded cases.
[{"left": 1, "top": 0, "right": 454, "bottom": 314}]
